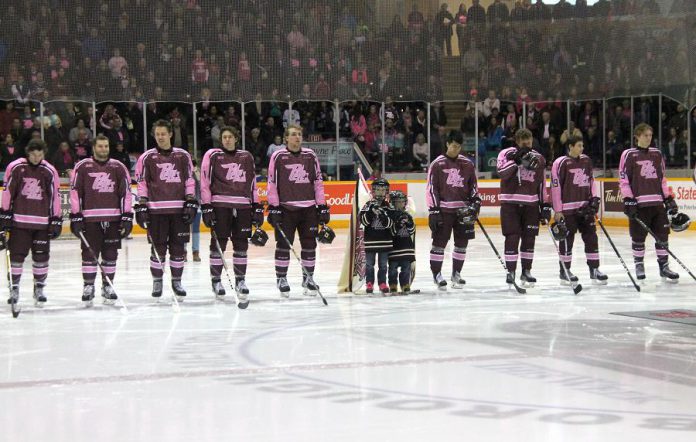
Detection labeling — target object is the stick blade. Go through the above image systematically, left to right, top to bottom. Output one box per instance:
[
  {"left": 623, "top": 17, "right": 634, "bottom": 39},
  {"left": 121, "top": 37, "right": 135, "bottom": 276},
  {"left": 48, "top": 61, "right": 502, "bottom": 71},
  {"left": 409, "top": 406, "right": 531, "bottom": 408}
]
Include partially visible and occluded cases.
[{"left": 573, "top": 284, "right": 583, "bottom": 295}]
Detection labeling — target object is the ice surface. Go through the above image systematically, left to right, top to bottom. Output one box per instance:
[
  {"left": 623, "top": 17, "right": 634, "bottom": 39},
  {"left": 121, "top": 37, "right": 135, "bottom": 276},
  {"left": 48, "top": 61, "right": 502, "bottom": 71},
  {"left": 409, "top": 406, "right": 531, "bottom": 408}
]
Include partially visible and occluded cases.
[{"left": 1, "top": 226, "right": 696, "bottom": 441}]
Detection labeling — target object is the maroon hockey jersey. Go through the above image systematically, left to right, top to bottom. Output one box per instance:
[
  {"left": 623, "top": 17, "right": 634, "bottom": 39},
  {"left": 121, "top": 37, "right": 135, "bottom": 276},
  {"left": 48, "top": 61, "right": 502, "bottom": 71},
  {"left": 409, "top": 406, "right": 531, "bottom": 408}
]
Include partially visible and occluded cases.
[
  {"left": 134, "top": 147, "right": 195, "bottom": 214},
  {"left": 267, "top": 147, "right": 326, "bottom": 210},
  {"left": 496, "top": 147, "right": 549, "bottom": 206},
  {"left": 619, "top": 147, "right": 671, "bottom": 207},
  {"left": 200, "top": 148, "right": 258, "bottom": 208},
  {"left": 426, "top": 154, "right": 479, "bottom": 212},
  {"left": 550, "top": 154, "right": 597, "bottom": 214},
  {"left": 1, "top": 158, "right": 61, "bottom": 229},
  {"left": 69, "top": 158, "right": 132, "bottom": 221}
]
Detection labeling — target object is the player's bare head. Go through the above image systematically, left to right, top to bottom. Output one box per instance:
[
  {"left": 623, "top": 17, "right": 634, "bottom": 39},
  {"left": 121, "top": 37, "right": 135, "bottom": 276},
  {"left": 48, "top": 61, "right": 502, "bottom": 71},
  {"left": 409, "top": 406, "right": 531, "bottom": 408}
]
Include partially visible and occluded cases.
[
  {"left": 153, "top": 119, "right": 172, "bottom": 149},
  {"left": 634, "top": 123, "right": 653, "bottom": 148},
  {"left": 284, "top": 124, "right": 303, "bottom": 150},
  {"left": 220, "top": 126, "right": 239, "bottom": 151},
  {"left": 515, "top": 128, "right": 533, "bottom": 149},
  {"left": 445, "top": 130, "right": 463, "bottom": 156},
  {"left": 94, "top": 134, "right": 110, "bottom": 160},
  {"left": 567, "top": 135, "right": 584, "bottom": 157},
  {"left": 26, "top": 139, "right": 46, "bottom": 165}
]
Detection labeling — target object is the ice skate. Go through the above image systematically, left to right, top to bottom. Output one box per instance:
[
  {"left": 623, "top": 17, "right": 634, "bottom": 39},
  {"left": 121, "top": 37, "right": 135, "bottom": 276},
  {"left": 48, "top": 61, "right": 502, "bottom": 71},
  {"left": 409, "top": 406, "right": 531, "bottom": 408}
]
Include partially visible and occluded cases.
[
  {"left": 634, "top": 262, "right": 646, "bottom": 281},
  {"left": 659, "top": 262, "right": 679, "bottom": 284},
  {"left": 589, "top": 268, "right": 608, "bottom": 285},
  {"left": 520, "top": 269, "right": 536, "bottom": 288},
  {"left": 559, "top": 269, "right": 579, "bottom": 286},
  {"left": 451, "top": 271, "right": 466, "bottom": 289},
  {"left": 506, "top": 271, "right": 515, "bottom": 287},
  {"left": 433, "top": 272, "right": 447, "bottom": 291},
  {"left": 302, "top": 274, "right": 319, "bottom": 297},
  {"left": 277, "top": 277, "right": 290, "bottom": 298},
  {"left": 212, "top": 278, "right": 226, "bottom": 300},
  {"left": 152, "top": 279, "right": 163, "bottom": 299},
  {"left": 235, "top": 279, "right": 249, "bottom": 303},
  {"left": 171, "top": 280, "right": 187, "bottom": 301},
  {"left": 33, "top": 283, "right": 47, "bottom": 306},
  {"left": 82, "top": 284, "right": 95, "bottom": 307},
  {"left": 101, "top": 284, "right": 118, "bottom": 305},
  {"left": 7, "top": 285, "right": 19, "bottom": 305}
]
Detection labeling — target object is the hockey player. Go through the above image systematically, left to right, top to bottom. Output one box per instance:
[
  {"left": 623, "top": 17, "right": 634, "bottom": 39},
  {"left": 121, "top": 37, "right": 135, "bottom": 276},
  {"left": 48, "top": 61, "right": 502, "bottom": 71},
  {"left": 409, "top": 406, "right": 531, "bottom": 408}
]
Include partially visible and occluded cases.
[
  {"left": 134, "top": 119, "right": 198, "bottom": 300},
  {"left": 619, "top": 123, "right": 679, "bottom": 282},
  {"left": 267, "top": 124, "right": 330, "bottom": 297},
  {"left": 200, "top": 126, "right": 262, "bottom": 302},
  {"left": 496, "top": 128, "right": 550, "bottom": 287},
  {"left": 426, "top": 130, "right": 480, "bottom": 290},
  {"left": 69, "top": 134, "right": 133, "bottom": 306},
  {"left": 550, "top": 136, "right": 608, "bottom": 285},
  {"left": 0, "top": 139, "right": 62, "bottom": 306},
  {"left": 360, "top": 178, "right": 394, "bottom": 294},
  {"left": 388, "top": 190, "right": 415, "bottom": 294}
]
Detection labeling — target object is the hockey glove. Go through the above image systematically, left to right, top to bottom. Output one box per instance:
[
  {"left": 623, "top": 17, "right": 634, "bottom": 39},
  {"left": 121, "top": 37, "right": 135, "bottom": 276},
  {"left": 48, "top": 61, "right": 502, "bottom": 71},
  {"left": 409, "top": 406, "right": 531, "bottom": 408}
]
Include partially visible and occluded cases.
[
  {"left": 511, "top": 147, "right": 530, "bottom": 165},
  {"left": 520, "top": 152, "right": 539, "bottom": 170},
  {"left": 469, "top": 196, "right": 482, "bottom": 216},
  {"left": 588, "top": 196, "right": 600, "bottom": 216},
  {"left": 663, "top": 196, "right": 678, "bottom": 216},
  {"left": 623, "top": 197, "right": 638, "bottom": 219},
  {"left": 182, "top": 198, "right": 199, "bottom": 225},
  {"left": 134, "top": 203, "right": 149, "bottom": 229},
  {"left": 251, "top": 203, "right": 264, "bottom": 227},
  {"left": 539, "top": 203, "right": 553, "bottom": 225},
  {"left": 201, "top": 204, "right": 216, "bottom": 228},
  {"left": 317, "top": 204, "right": 330, "bottom": 224},
  {"left": 268, "top": 205, "right": 283, "bottom": 228},
  {"left": 428, "top": 206, "right": 443, "bottom": 232},
  {"left": 0, "top": 210, "right": 12, "bottom": 232},
  {"left": 69, "top": 212, "right": 85, "bottom": 237},
  {"left": 119, "top": 212, "right": 133, "bottom": 239},
  {"left": 48, "top": 216, "right": 63, "bottom": 240}
]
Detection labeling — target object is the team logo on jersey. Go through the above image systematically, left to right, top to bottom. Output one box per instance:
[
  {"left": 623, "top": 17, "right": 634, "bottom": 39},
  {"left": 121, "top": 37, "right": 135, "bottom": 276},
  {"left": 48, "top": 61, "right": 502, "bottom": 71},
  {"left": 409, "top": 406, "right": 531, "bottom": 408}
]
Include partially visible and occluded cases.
[
  {"left": 636, "top": 160, "right": 657, "bottom": 179},
  {"left": 157, "top": 163, "right": 182, "bottom": 183},
  {"left": 221, "top": 163, "right": 247, "bottom": 182},
  {"left": 285, "top": 164, "right": 310, "bottom": 183},
  {"left": 443, "top": 168, "right": 464, "bottom": 188},
  {"left": 519, "top": 168, "right": 536, "bottom": 182},
  {"left": 568, "top": 168, "right": 590, "bottom": 187},
  {"left": 89, "top": 172, "right": 116, "bottom": 192},
  {"left": 21, "top": 177, "right": 43, "bottom": 200}
]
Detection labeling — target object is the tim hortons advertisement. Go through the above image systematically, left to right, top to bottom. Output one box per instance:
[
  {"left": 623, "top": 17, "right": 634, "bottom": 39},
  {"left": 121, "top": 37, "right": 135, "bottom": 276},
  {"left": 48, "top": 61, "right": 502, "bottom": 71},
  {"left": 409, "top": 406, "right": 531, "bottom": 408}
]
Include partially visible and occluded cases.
[{"left": 603, "top": 181, "right": 624, "bottom": 213}]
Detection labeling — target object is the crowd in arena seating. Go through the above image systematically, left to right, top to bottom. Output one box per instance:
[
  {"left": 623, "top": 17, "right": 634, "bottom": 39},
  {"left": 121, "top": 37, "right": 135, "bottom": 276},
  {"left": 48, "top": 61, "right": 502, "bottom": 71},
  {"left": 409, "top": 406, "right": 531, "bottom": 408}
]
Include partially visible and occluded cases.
[{"left": 0, "top": 0, "right": 694, "bottom": 177}]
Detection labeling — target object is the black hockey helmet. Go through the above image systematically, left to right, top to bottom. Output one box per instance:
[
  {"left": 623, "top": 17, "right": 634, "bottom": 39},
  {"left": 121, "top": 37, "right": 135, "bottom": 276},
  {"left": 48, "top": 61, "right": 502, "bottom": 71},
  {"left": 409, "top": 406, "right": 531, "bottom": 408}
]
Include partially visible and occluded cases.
[
  {"left": 371, "top": 178, "right": 390, "bottom": 201},
  {"left": 389, "top": 190, "right": 407, "bottom": 209},
  {"left": 456, "top": 206, "right": 477, "bottom": 226},
  {"left": 670, "top": 212, "right": 691, "bottom": 232},
  {"left": 550, "top": 220, "right": 569, "bottom": 241},
  {"left": 317, "top": 224, "right": 336, "bottom": 244},
  {"left": 250, "top": 227, "right": 269, "bottom": 247}
]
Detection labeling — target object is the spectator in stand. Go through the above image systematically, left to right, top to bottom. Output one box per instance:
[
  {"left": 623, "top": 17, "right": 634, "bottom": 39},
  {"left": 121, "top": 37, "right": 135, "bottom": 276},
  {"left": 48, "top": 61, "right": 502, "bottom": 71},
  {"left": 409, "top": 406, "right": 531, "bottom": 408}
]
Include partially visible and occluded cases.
[
  {"left": 467, "top": 0, "right": 487, "bottom": 27},
  {"left": 488, "top": 0, "right": 510, "bottom": 23},
  {"left": 434, "top": 3, "right": 454, "bottom": 56},
  {"left": 454, "top": 3, "right": 468, "bottom": 50},
  {"left": 408, "top": 4, "right": 425, "bottom": 33},
  {"left": 461, "top": 40, "right": 485, "bottom": 86},
  {"left": 108, "top": 48, "right": 128, "bottom": 79},
  {"left": 191, "top": 49, "right": 209, "bottom": 87},
  {"left": 314, "top": 73, "right": 330, "bottom": 100},
  {"left": 335, "top": 74, "right": 351, "bottom": 100},
  {"left": 11, "top": 75, "right": 32, "bottom": 104},
  {"left": 482, "top": 89, "right": 501, "bottom": 118},
  {"left": 0, "top": 102, "right": 19, "bottom": 138},
  {"left": 99, "top": 104, "right": 119, "bottom": 131},
  {"left": 350, "top": 106, "right": 367, "bottom": 151},
  {"left": 535, "top": 111, "right": 558, "bottom": 159},
  {"left": 170, "top": 114, "right": 189, "bottom": 150},
  {"left": 210, "top": 116, "right": 226, "bottom": 149},
  {"left": 486, "top": 116, "right": 504, "bottom": 151},
  {"left": 44, "top": 117, "right": 69, "bottom": 154},
  {"left": 105, "top": 117, "right": 131, "bottom": 153},
  {"left": 9, "top": 118, "right": 25, "bottom": 149},
  {"left": 560, "top": 121, "right": 583, "bottom": 145},
  {"left": 245, "top": 127, "right": 265, "bottom": 168},
  {"left": 73, "top": 128, "right": 93, "bottom": 161},
  {"left": 412, "top": 132, "right": 429, "bottom": 171},
  {"left": 0, "top": 134, "right": 22, "bottom": 171},
  {"left": 266, "top": 134, "right": 285, "bottom": 159},
  {"left": 50, "top": 141, "right": 77, "bottom": 177},
  {"left": 111, "top": 141, "right": 131, "bottom": 171}
]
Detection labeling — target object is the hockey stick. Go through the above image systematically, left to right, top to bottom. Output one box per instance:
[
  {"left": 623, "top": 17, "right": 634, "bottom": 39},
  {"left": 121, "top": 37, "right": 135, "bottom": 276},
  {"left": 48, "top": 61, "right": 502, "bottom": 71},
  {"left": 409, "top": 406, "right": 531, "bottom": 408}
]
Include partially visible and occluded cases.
[
  {"left": 631, "top": 216, "right": 696, "bottom": 282},
  {"left": 596, "top": 218, "right": 640, "bottom": 292},
  {"left": 475, "top": 219, "right": 526, "bottom": 294},
  {"left": 145, "top": 224, "right": 180, "bottom": 311},
  {"left": 276, "top": 225, "right": 328, "bottom": 306},
  {"left": 547, "top": 225, "right": 582, "bottom": 295},
  {"left": 211, "top": 229, "right": 249, "bottom": 309},
  {"left": 78, "top": 231, "right": 128, "bottom": 311},
  {"left": 3, "top": 233, "right": 20, "bottom": 318}
]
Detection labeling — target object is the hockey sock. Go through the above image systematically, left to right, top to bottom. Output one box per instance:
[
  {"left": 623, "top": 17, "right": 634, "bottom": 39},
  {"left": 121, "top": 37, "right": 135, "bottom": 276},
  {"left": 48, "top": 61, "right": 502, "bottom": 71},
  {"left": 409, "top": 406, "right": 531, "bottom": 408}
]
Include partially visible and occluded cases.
[
  {"left": 582, "top": 230, "right": 600, "bottom": 269},
  {"left": 559, "top": 233, "right": 573, "bottom": 269},
  {"left": 504, "top": 234, "right": 520, "bottom": 272},
  {"left": 520, "top": 236, "right": 535, "bottom": 271},
  {"left": 632, "top": 241, "right": 645, "bottom": 264},
  {"left": 656, "top": 242, "right": 668, "bottom": 265},
  {"left": 452, "top": 246, "right": 467, "bottom": 274},
  {"left": 430, "top": 247, "right": 445, "bottom": 275},
  {"left": 101, "top": 248, "right": 118, "bottom": 283},
  {"left": 275, "top": 248, "right": 290, "bottom": 277},
  {"left": 300, "top": 248, "right": 316, "bottom": 274},
  {"left": 209, "top": 251, "right": 223, "bottom": 278},
  {"left": 232, "top": 251, "right": 247, "bottom": 278},
  {"left": 32, "top": 255, "right": 49, "bottom": 285},
  {"left": 150, "top": 255, "right": 164, "bottom": 278},
  {"left": 169, "top": 255, "right": 185, "bottom": 279},
  {"left": 82, "top": 260, "right": 98, "bottom": 284},
  {"left": 10, "top": 261, "right": 23, "bottom": 286}
]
